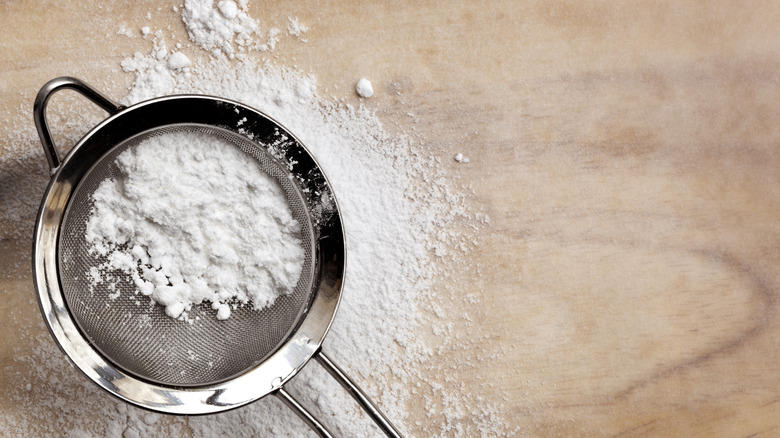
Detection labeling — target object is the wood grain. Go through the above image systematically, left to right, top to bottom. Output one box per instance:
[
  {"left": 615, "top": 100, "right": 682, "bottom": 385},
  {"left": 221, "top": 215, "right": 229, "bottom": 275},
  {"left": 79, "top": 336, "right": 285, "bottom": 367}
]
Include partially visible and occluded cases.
[{"left": 3, "top": 1, "right": 780, "bottom": 436}]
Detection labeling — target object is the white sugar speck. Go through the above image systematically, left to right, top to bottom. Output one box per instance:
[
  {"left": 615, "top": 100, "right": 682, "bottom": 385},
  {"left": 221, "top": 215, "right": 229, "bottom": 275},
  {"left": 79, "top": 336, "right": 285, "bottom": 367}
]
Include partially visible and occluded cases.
[
  {"left": 355, "top": 77, "right": 374, "bottom": 98},
  {"left": 454, "top": 153, "right": 470, "bottom": 163}
]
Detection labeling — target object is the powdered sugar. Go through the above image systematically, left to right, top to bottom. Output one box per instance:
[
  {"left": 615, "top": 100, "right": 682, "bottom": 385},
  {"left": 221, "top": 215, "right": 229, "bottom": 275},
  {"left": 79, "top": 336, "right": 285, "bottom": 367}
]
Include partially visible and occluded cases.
[
  {"left": 182, "top": 0, "right": 258, "bottom": 57},
  {"left": 216, "top": 0, "right": 238, "bottom": 19},
  {"left": 286, "top": 16, "right": 308, "bottom": 37},
  {"left": 120, "top": 38, "right": 181, "bottom": 103},
  {"left": 167, "top": 52, "right": 191, "bottom": 70},
  {"left": 356, "top": 77, "right": 374, "bottom": 98},
  {"left": 84, "top": 130, "right": 304, "bottom": 320},
  {"left": 454, "top": 153, "right": 469, "bottom": 163}
]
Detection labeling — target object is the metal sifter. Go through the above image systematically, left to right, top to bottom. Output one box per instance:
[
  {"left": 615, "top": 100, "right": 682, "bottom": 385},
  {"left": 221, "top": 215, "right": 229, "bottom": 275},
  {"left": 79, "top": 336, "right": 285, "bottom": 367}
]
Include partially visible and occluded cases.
[{"left": 32, "top": 77, "right": 403, "bottom": 437}]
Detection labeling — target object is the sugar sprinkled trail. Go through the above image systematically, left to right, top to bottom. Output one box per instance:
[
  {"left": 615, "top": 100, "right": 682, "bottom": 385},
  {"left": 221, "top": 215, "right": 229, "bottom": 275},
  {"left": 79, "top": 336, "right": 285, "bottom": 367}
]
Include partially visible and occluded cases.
[{"left": 0, "top": 4, "right": 514, "bottom": 437}]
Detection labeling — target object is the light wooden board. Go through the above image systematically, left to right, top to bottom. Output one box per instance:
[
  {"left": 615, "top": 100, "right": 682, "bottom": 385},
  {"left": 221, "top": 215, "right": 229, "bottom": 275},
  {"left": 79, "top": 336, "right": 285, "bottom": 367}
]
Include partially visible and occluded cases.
[{"left": 3, "top": 1, "right": 780, "bottom": 436}]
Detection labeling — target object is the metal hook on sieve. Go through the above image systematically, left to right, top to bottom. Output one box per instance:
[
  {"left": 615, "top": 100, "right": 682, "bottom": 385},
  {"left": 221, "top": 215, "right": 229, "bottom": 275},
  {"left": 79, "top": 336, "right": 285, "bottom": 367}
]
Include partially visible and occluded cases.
[{"left": 33, "top": 76, "right": 124, "bottom": 173}]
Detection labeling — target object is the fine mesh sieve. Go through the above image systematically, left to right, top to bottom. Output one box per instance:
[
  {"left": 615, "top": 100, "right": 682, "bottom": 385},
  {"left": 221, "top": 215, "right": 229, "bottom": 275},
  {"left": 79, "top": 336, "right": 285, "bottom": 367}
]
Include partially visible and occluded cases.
[
  {"left": 32, "top": 77, "right": 403, "bottom": 437},
  {"left": 59, "top": 124, "right": 315, "bottom": 386}
]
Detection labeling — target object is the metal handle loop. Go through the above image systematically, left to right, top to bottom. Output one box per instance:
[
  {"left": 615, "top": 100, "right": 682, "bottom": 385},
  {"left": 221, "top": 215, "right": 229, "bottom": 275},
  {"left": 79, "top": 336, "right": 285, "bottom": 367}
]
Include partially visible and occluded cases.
[
  {"left": 33, "top": 76, "right": 123, "bottom": 173},
  {"left": 276, "top": 348, "right": 404, "bottom": 437}
]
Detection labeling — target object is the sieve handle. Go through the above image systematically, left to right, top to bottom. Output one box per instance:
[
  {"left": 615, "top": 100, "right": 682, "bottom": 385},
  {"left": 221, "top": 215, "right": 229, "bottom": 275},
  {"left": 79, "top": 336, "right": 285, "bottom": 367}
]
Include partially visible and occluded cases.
[
  {"left": 33, "top": 76, "right": 124, "bottom": 173},
  {"left": 275, "top": 349, "right": 405, "bottom": 437},
  {"left": 315, "top": 350, "right": 404, "bottom": 438},
  {"left": 276, "top": 387, "right": 335, "bottom": 438}
]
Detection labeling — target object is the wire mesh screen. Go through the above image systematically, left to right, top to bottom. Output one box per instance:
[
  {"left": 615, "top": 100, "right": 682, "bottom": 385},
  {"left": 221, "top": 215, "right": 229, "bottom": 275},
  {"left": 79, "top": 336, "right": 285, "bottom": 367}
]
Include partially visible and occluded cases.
[{"left": 58, "top": 124, "right": 315, "bottom": 386}]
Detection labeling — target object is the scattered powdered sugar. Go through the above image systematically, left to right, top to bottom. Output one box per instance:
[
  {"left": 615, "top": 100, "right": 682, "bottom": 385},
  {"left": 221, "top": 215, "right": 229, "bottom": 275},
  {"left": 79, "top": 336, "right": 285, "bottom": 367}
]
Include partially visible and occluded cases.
[
  {"left": 0, "top": 5, "right": 514, "bottom": 438},
  {"left": 286, "top": 16, "right": 309, "bottom": 38},
  {"left": 116, "top": 24, "right": 134, "bottom": 38},
  {"left": 259, "top": 27, "right": 282, "bottom": 52},
  {"left": 120, "top": 37, "right": 182, "bottom": 103},
  {"left": 356, "top": 77, "right": 374, "bottom": 98},
  {"left": 84, "top": 131, "right": 304, "bottom": 320},
  {"left": 454, "top": 153, "right": 470, "bottom": 163}
]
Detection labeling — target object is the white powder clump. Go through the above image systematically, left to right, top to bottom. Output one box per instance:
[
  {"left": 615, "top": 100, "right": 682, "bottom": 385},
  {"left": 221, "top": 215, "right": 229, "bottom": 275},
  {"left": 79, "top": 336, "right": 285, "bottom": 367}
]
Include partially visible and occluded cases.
[
  {"left": 181, "top": 0, "right": 258, "bottom": 57},
  {"left": 217, "top": 0, "right": 238, "bottom": 19},
  {"left": 286, "top": 16, "right": 308, "bottom": 37},
  {"left": 117, "top": 25, "right": 134, "bottom": 38},
  {"left": 258, "top": 27, "right": 281, "bottom": 52},
  {"left": 120, "top": 38, "right": 194, "bottom": 103},
  {"left": 167, "top": 52, "right": 191, "bottom": 70},
  {"left": 112, "top": 53, "right": 509, "bottom": 436},
  {"left": 355, "top": 77, "right": 374, "bottom": 98},
  {"left": 84, "top": 130, "right": 304, "bottom": 320},
  {"left": 454, "top": 153, "right": 469, "bottom": 163}
]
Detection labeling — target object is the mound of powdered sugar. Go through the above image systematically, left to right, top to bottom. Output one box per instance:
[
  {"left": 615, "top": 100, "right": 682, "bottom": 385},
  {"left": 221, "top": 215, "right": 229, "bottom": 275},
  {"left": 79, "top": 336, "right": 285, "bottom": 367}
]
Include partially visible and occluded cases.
[{"left": 85, "top": 130, "right": 304, "bottom": 320}]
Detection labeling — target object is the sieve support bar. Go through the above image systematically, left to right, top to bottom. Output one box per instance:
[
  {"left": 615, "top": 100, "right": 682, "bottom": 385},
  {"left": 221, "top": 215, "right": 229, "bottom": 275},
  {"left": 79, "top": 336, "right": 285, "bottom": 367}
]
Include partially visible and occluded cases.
[
  {"left": 33, "top": 76, "right": 124, "bottom": 173},
  {"left": 316, "top": 350, "right": 404, "bottom": 438},
  {"left": 276, "top": 387, "right": 335, "bottom": 438}
]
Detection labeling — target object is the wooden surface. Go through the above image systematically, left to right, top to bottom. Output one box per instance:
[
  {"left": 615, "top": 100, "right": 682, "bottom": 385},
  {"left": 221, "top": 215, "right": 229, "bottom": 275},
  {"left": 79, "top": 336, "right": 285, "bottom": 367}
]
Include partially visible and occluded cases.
[{"left": 3, "top": 1, "right": 780, "bottom": 436}]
